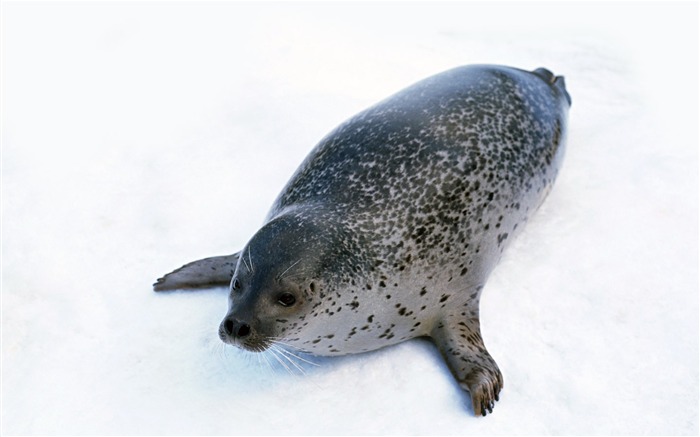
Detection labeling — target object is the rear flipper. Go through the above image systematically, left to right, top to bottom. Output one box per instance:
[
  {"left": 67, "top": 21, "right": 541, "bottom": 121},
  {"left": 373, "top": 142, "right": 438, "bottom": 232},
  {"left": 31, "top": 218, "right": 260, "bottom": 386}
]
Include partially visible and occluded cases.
[
  {"left": 532, "top": 67, "right": 571, "bottom": 106},
  {"left": 153, "top": 253, "right": 240, "bottom": 291}
]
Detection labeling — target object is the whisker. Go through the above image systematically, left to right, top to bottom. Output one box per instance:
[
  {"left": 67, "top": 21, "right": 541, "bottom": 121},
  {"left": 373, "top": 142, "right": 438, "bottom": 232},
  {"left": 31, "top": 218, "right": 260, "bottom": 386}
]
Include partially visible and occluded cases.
[
  {"left": 248, "top": 246, "right": 254, "bottom": 273},
  {"left": 241, "top": 254, "right": 251, "bottom": 273},
  {"left": 277, "top": 259, "right": 302, "bottom": 280},
  {"left": 275, "top": 271, "right": 307, "bottom": 281},
  {"left": 268, "top": 340, "right": 325, "bottom": 391},
  {"left": 270, "top": 341, "right": 320, "bottom": 367},
  {"left": 220, "top": 343, "right": 230, "bottom": 362},
  {"left": 254, "top": 345, "right": 263, "bottom": 369},
  {"left": 272, "top": 345, "right": 307, "bottom": 375},
  {"left": 259, "top": 347, "right": 275, "bottom": 373},
  {"left": 267, "top": 347, "right": 294, "bottom": 376},
  {"left": 281, "top": 349, "right": 320, "bottom": 367}
]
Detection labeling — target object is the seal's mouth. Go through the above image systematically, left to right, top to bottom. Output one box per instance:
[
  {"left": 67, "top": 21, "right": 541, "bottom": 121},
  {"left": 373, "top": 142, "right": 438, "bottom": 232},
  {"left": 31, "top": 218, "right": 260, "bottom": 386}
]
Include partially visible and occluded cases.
[
  {"left": 218, "top": 324, "right": 271, "bottom": 352},
  {"left": 236, "top": 341, "right": 271, "bottom": 353}
]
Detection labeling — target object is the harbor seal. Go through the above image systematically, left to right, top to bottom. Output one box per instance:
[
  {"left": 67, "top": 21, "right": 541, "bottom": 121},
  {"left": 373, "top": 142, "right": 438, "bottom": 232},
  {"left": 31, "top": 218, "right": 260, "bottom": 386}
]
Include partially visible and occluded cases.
[{"left": 154, "top": 64, "right": 571, "bottom": 416}]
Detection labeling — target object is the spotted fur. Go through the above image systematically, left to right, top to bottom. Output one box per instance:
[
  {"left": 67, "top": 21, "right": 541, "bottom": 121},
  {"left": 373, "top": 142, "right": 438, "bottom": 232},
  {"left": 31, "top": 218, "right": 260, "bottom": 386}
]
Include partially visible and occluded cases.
[{"left": 155, "top": 64, "right": 571, "bottom": 416}]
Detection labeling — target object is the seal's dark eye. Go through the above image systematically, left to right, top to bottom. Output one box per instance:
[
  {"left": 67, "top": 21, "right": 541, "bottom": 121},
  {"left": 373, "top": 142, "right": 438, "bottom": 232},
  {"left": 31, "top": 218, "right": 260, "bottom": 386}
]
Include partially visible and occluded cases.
[
  {"left": 232, "top": 279, "right": 241, "bottom": 290},
  {"left": 278, "top": 293, "right": 296, "bottom": 307}
]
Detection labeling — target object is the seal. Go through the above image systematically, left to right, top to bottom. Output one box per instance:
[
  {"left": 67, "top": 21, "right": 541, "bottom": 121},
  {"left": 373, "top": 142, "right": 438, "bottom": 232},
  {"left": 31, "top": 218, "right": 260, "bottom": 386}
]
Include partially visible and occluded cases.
[{"left": 154, "top": 64, "right": 571, "bottom": 416}]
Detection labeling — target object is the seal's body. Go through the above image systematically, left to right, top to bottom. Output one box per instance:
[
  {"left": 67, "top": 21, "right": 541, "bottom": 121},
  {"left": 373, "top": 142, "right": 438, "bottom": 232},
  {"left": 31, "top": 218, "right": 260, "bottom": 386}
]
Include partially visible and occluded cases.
[{"left": 155, "top": 65, "right": 571, "bottom": 416}]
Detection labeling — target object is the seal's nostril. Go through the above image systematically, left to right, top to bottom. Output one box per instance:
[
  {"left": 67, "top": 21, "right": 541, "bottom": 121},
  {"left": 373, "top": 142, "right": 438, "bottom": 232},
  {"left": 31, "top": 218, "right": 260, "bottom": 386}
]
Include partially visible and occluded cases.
[
  {"left": 222, "top": 318, "right": 251, "bottom": 338},
  {"left": 223, "top": 318, "right": 235, "bottom": 336},
  {"left": 237, "top": 323, "right": 251, "bottom": 337}
]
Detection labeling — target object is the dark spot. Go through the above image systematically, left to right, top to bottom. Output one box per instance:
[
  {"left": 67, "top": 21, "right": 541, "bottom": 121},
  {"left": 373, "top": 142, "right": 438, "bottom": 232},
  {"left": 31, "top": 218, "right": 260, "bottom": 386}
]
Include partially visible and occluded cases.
[
  {"left": 460, "top": 267, "right": 468, "bottom": 276},
  {"left": 379, "top": 281, "right": 386, "bottom": 287},
  {"left": 420, "top": 287, "right": 427, "bottom": 296},
  {"left": 440, "top": 294, "right": 450, "bottom": 303},
  {"left": 368, "top": 315, "right": 374, "bottom": 323}
]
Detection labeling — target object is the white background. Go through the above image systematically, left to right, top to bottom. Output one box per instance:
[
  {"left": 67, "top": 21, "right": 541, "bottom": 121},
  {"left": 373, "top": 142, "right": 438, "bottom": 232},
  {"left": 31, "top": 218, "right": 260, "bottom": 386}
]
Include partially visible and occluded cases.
[{"left": 2, "top": 1, "right": 698, "bottom": 435}]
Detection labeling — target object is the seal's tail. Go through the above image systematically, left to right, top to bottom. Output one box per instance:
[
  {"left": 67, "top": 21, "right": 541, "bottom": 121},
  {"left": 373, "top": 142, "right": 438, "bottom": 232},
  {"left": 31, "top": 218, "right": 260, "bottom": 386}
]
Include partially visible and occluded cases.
[{"left": 532, "top": 67, "right": 572, "bottom": 107}]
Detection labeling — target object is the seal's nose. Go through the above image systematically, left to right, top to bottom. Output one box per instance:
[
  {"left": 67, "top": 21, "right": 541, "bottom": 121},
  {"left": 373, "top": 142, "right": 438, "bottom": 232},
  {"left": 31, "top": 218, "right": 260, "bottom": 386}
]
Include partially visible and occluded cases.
[{"left": 222, "top": 317, "right": 251, "bottom": 338}]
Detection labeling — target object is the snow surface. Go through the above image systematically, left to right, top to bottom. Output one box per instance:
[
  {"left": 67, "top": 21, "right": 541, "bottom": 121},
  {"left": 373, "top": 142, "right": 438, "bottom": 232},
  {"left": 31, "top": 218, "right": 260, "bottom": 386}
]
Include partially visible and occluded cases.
[{"left": 2, "top": 1, "right": 698, "bottom": 435}]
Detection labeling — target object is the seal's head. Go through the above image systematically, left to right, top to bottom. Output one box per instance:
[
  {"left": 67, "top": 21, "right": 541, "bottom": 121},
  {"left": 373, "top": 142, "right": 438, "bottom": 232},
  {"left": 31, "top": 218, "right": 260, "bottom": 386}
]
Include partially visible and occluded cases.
[{"left": 218, "top": 210, "right": 369, "bottom": 353}]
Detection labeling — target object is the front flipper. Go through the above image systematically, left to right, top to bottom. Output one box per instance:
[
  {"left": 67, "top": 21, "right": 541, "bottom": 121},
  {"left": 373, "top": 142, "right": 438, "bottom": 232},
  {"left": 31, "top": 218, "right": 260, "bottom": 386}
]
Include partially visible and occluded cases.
[
  {"left": 153, "top": 253, "right": 240, "bottom": 291},
  {"left": 431, "top": 312, "right": 504, "bottom": 417}
]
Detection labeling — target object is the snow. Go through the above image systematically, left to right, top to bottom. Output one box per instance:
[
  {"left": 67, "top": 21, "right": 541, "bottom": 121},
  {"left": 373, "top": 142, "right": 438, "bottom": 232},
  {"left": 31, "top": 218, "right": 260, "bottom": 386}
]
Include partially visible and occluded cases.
[{"left": 2, "top": 1, "right": 697, "bottom": 435}]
